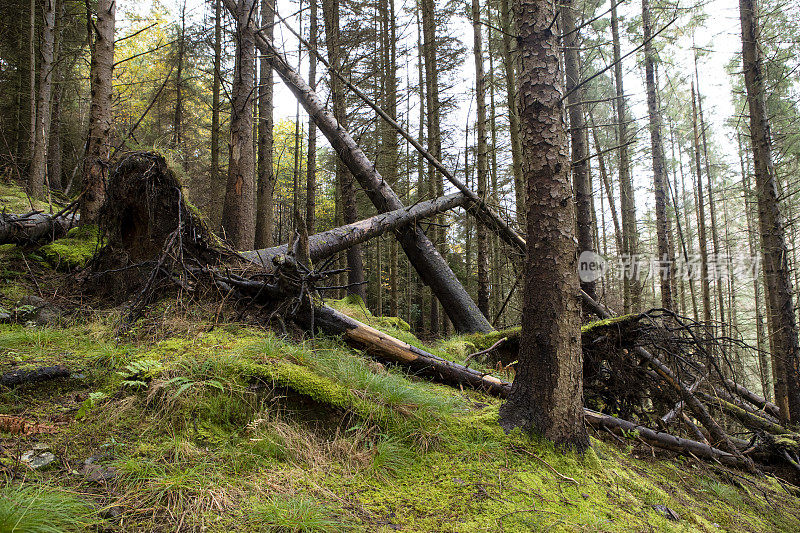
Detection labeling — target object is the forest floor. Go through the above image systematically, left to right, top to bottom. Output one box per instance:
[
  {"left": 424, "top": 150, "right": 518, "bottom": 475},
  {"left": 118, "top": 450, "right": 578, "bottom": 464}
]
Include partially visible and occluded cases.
[{"left": 3, "top": 182, "right": 800, "bottom": 532}]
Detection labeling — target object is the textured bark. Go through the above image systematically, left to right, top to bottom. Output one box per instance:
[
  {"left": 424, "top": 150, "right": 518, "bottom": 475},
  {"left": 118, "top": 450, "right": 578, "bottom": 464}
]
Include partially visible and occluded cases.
[
  {"left": 28, "top": 0, "right": 56, "bottom": 198},
  {"left": 28, "top": 0, "right": 36, "bottom": 159},
  {"left": 81, "top": 0, "right": 115, "bottom": 225},
  {"left": 210, "top": 0, "right": 223, "bottom": 228},
  {"left": 221, "top": 0, "right": 257, "bottom": 250},
  {"left": 229, "top": 0, "right": 491, "bottom": 333},
  {"left": 255, "top": 0, "right": 275, "bottom": 247},
  {"left": 305, "top": 0, "right": 318, "bottom": 235},
  {"left": 321, "top": 0, "right": 366, "bottom": 302},
  {"left": 472, "top": 0, "right": 490, "bottom": 318},
  {"left": 499, "top": 0, "right": 588, "bottom": 450},
  {"left": 562, "top": 0, "right": 595, "bottom": 301},
  {"left": 642, "top": 0, "right": 673, "bottom": 310},
  {"left": 740, "top": 0, "right": 800, "bottom": 423},
  {"left": 172, "top": 1, "right": 186, "bottom": 160},
  {"left": 610, "top": 2, "right": 639, "bottom": 312},
  {"left": 48, "top": 52, "right": 64, "bottom": 192},
  {"left": 0, "top": 212, "right": 78, "bottom": 245}
]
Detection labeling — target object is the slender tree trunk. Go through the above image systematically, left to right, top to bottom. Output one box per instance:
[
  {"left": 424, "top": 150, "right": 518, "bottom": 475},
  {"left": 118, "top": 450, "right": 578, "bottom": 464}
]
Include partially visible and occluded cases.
[
  {"left": 28, "top": 0, "right": 56, "bottom": 198},
  {"left": 28, "top": 0, "right": 36, "bottom": 161},
  {"left": 81, "top": 0, "right": 116, "bottom": 225},
  {"left": 173, "top": 0, "right": 186, "bottom": 166},
  {"left": 211, "top": 0, "right": 223, "bottom": 228},
  {"left": 221, "top": 0, "right": 257, "bottom": 249},
  {"left": 255, "top": 0, "right": 275, "bottom": 247},
  {"left": 305, "top": 0, "right": 318, "bottom": 235},
  {"left": 322, "top": 0, "right": 366, "bottom": 301},
  {"left": 472, "top": 0, "right": 490, "bottom": 318},
  {"left": 499, "top": 0, "right": 588, "bottom": 450},
  {"left": 499, "top": 0, "right": 525, "bottom": 228},
  {"left": 562, "top": 0, "right": 595, "bottom": 302},
  {"left": 641, "top": 0, "right": 673, "bottom": 310},
  {"left": 739, "top": 0, "right": 800, "bottom": 423},
  {"left": 610, "top": 1, "right": 639, "bottom": 312},
  {"left": 414, "top": 14, "right": 426, "bottom": 333},
  {"left": 690, "top": 83, "right": 713, "bottom": 324},
  {"left": 590, "top": 118, "right": 622, "bottom": 255}
]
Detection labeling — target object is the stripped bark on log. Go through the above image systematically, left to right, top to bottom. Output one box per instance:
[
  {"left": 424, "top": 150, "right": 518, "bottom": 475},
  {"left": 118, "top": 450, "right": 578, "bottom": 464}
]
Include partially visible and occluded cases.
[{"left": 0, "top": 212, "right": 78, "bottom": 245}]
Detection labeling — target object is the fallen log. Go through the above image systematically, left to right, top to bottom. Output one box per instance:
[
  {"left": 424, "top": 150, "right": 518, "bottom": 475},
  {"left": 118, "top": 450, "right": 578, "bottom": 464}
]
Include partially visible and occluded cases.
[
  {"left": 226, "top": 0, "right": 490, "bottom": 333},
  {"left": 242, "top": 193, "right": 469, "bottom": 269},
  {"left": 0, "top": 212, "right": 78, "bottom": 245},
  {"left": 1, "top": 365, "right": 71, "bottom": 388},
  {"left": 721, "top": 377, "right": 781, "bottom": 420},
  {"left": 697, "top": 389, "right": 794, "bottom": 436}
]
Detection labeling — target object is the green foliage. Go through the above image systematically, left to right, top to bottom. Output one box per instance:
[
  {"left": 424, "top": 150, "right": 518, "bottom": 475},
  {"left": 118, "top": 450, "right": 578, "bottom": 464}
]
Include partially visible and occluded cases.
[
  {"left": 38, "top": 225, "right": 101, "bottom": 271},
  {"left": 116, "top": 358, "right": 163, "bottom": 389},
  {"left": 75, "top": 391, "right": 108, "bottom": 419},
  {"left": 0, "top": 485, "right": 94, "bottom": 533},
  {"left": 248, "top": 496, "right": 345, "bottom": 532}
]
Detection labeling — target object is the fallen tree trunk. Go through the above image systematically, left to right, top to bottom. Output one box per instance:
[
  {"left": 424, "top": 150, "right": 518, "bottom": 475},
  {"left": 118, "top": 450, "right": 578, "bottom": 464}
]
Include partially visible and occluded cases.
[
  {"left": 224, "top": 0, "right": 490, "bottom": 334},
  {"left": 242, "top": 193, "right": 469, "bottom": 269},
  {"left": 0, "top": 212, "right": 78, "bottom": 245},
  {"left": 0, "top": 365, "right": 71, "bottom": 388},
  {"left": 721, "top": 377, "right": 781, "bottom": 419},
  {"left": 697, "top": 389, "right": 794, "bottom": 436}
]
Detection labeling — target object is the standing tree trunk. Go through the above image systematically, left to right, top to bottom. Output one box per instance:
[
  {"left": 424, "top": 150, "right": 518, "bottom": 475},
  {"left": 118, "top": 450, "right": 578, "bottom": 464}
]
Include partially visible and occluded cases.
[
  {"left": 28, "top": 0, "right": 57, "bottom": 198},
  {"left": 28, "top": 0, "right": 36, "bottom": 161},
  {"left": 81, "top": 0, "right": 116, "bottom": 225},
  {"left": 173, "top": 0, "right": 187, "bottom": 168},
  {"left": 211, "top": 0, "right": 223, "bottom": 228},
  {"left": 221, "top": 0, "right": 257, "bottom": 250},
  {"left": 255, "top": 0, "right": 275, "bottom": 248},
  {"left": 305, "top": 0, "right": 318, "bottom": 235},
  {"left": 322, "top": 0, "right": 366, "bottom": 301},
  {"left": 472, "top": 0, "right": 490, "bottom": 318},
  {"left": 499, "top": 0, "right": 588, "bottom": 450},
  {"left": 499, "top": 0, "right": 525, "bottom": 228},
  {"left": 561, "top": 0, "right": 595, "bottom": 302},
  {"left": 641, "top": 0, "right": 673, "bottom": 309},
  {"left": 739, "top": 0, "right": 800, "bottom": 423},
  {"left": 610, "top": 1, "right": 640, "bottom": 312},
  {"left": 691, "top": 83, "right": 713, "bottom": 324}
]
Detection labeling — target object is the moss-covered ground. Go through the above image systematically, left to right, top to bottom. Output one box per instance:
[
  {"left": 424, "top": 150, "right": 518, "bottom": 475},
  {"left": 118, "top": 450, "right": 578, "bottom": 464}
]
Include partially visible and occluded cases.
[{"left": 2, "top": 181, "right": 800, "bottom": 531}]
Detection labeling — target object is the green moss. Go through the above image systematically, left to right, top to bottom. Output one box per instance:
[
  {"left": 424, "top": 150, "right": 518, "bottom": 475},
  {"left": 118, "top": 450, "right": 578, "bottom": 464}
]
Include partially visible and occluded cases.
[
  {"left": 0, "top": 180, "right": 51, "bottom": 212},
  {"left": 39, "top": 224, "right": 101, "bottom": 271}
]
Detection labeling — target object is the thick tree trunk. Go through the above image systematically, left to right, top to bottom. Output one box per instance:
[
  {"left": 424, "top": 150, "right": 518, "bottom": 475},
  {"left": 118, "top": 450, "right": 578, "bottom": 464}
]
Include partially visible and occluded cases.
[
  {"left": 28, "top": 0, "right": 56, "bottom": 198},
  {"left": 81, "top": 0, "right": 115, "bottom": 225},
  {"left": 221, "top": 0, "right": 257, "bottom": 250},
  {"left": 228, "top": 0, "right": 491, "bottom": 333},
  {"left": 255, "top": 0, "right": 275, "bottom": 248},
  {"left": 321, "top": 0, "right": 367, "bottom": 303},
  {"left": 472, "top": 0, "right": 490, "bottom": 318},
  {"left": 498, "top": 0, "right": 588, "bottom": 450},
  {"left": 562, "top": 0, "right": 595, "bottom": 302},
  {"left": 641, "top": 0, "right": 673, "bottom": 310},
  {"left": 739, "top": 0, "right": 800, "bottom": 423},
  {"left": 243, "top": 194, "right": 470, "bottom": 270},
  {"left": 0, "top": 212, "right": 78, "bottom": 245}
]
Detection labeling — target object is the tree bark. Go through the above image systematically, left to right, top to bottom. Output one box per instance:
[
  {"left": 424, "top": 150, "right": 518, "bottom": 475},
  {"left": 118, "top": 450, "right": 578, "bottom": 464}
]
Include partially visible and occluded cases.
[
  {"left": 28, "top": 0, "right": 57, "bottom": 198},
  {"left": 81, "top": 0, "right": 115, "bottom": 225},
  {"left": 211, "top": 0, "right": 223, "bottom": 229},
  {"left": 221, "top": 0, "right": 257, "bottom": 250},
  {"left": 229, "top": 0, "right": 492, "bottom": 333},
  {"left": 255, "top": 0, "right": 275, "bottom": 248},
  {"left": 305, "top": 0, "right": 318, "bottom": 235},
  {"left": 321, "top": 0, "right": 367, "bottom": 302},
  {"left": 472, "top": 0, "right": 490, "bottom": 318},
  {"left": 499, "top": 0, "right": 588, "bottom": 450},
  {"left": 562, "top": 0, "right": 595, "bottom": 302},
  {"left": 641, "top": 0, "right": 673, "bottom": 310},
  {"left": 740, "top": 0, "right": 800, "bottom": 422},
  {"left": 610, "top": 2, "right": 640, "bottom": 312},
  {"left": 691, "top": 83, "right": 713, "bottom": 324},
  {"left": 0, "top": 212, "right": 78, "bottom": 245}
]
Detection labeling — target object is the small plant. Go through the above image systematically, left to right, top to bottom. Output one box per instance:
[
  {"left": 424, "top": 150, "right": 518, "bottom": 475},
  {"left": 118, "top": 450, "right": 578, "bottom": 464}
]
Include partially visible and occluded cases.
[
  {"left": 117, "top": 358, "right": 163, "bottom": 389},
  {"left": 76, "top": 391, "right": 108, "bottom": 419},
  {"left": 0, "top": 485, "right": 95, "bottom": 532}
]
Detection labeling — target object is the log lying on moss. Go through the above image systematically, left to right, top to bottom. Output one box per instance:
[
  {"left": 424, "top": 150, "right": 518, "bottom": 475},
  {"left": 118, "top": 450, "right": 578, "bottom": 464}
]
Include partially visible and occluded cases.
[
  {"left": 242, "top": 193, "right": 469, "bottom": 269},
  {"left": 0, "top": 212, "right": 78, "bottom": 245},
  {"left": 0, "top": 365, "right": 71, "bottom": 388}
]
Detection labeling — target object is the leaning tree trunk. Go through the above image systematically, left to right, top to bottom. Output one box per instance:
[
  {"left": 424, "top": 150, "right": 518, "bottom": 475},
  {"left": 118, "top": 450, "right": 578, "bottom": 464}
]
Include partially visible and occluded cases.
[
  {"left": 28, "top": 0, "right": 56, "bottom": 199},
  {"left": 81, "top": 0, "right": 115, "bottom": 225},
  {"left": 220, "top": 0, "right": 257, "bottom": 250},
  {"left": 224, "top": 0, "right": 492, "bottom": 333},
  {"left": 498, "top": 0, "right": 588, "bottom": 450},
  {"left": 739, "top": 0, "right": 800, "bottom": 424}
]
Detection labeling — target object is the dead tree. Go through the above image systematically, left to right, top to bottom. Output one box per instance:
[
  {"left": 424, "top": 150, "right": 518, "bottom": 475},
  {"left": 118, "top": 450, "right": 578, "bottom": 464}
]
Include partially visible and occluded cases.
[{"left": 0, "top": 211, "right": 78, "bottom": 245}]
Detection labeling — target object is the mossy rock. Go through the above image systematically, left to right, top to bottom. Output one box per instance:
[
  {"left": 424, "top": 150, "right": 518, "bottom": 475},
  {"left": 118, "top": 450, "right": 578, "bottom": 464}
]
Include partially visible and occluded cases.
[{"left": 39, "top": 225, "right": 101, "bottom": 271}]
